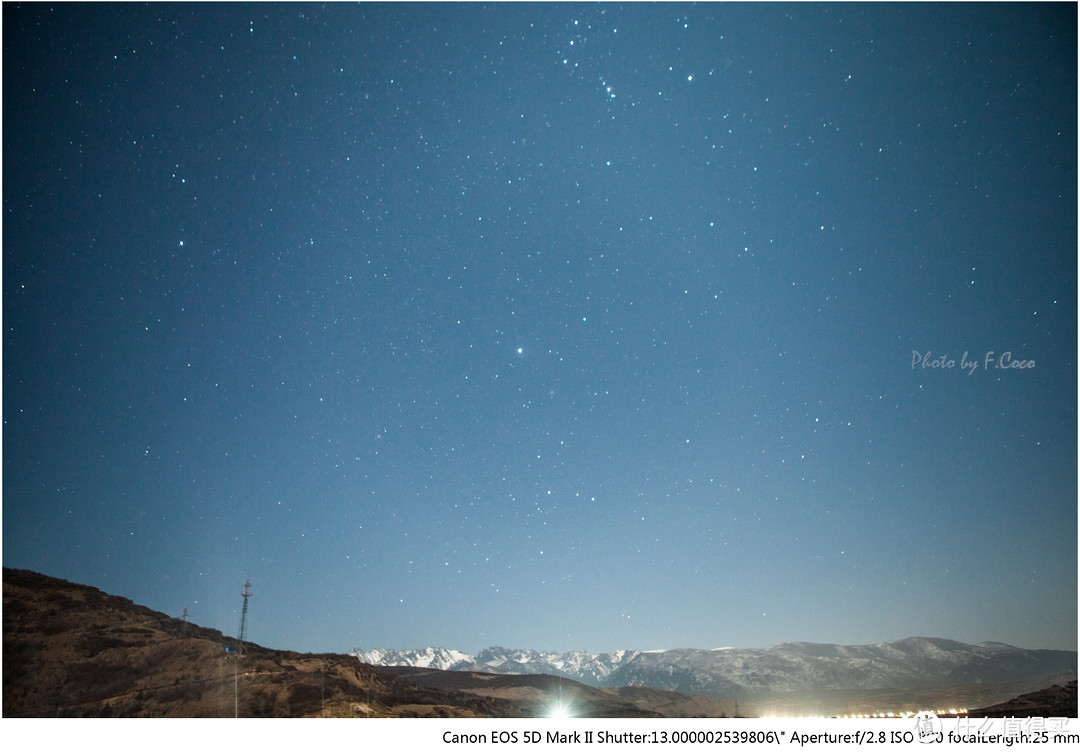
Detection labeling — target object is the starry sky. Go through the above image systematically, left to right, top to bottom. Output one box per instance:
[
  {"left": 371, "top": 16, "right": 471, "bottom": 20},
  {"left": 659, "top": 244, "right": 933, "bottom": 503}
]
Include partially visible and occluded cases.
[{"left": 3, "top": 3, "right": 1076, "bottom": 656}]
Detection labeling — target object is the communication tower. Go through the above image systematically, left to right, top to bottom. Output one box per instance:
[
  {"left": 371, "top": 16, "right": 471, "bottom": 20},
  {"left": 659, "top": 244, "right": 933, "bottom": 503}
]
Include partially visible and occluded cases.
[{"left": 237, "top": 580, "right": 252, "bottom": 655}]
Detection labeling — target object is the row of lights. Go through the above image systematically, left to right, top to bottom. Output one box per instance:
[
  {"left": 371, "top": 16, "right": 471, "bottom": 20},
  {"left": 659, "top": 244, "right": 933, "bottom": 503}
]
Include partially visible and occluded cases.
[
  {"left": 765, "top": 708, "right": 969, "bottom": 719},
  {"left": 843, "top": 708, "right": 968, "bottom": 719}
]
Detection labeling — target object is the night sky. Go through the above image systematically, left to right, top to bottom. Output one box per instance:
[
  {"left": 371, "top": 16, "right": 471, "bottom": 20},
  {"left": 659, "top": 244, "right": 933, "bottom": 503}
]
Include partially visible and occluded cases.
[{"left": 4, "top": 3, "right": 1076, "bottom": 656}]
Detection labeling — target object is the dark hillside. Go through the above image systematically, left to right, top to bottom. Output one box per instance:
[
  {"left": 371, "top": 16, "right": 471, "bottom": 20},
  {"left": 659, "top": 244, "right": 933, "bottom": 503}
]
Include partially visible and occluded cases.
[
  {"left": 2, "top": 567, "right": 519, "bottom": 717},
  {"left": 2, "top": 567, "right": 683, "bottom": 717},
  {"left": 966, "top": 681, "right": 1077, "bottom": 718}
]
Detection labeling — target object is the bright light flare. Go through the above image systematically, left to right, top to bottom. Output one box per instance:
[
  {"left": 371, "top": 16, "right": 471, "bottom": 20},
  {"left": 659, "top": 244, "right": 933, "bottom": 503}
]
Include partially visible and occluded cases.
[
  {"left": 542, "top": 690, "right": 577, "bottom": 719},
  {"left": 546, "top": 700, "right": 575, "bottom": 718}
]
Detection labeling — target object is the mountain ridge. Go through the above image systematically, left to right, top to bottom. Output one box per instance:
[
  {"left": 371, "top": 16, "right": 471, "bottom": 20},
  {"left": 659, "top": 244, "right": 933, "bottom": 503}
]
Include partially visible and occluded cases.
[{"left": 351, "top": 638, "right": 1076, "bottom": 697}]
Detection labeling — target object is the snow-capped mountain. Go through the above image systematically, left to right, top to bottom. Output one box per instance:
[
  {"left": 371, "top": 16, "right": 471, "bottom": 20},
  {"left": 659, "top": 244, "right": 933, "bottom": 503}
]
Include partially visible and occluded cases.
[
  {"left": 350, "top": 637, "right": 1076, "bottom": 696},
  {"left": 350, "top": 645, "right": 639, "bottom": 682},
  {"left": 349, "top": 646, "right": 474, "bottom": 671},
  {"left": 473, "top": 646, "right": 640, "bottom": 684}
]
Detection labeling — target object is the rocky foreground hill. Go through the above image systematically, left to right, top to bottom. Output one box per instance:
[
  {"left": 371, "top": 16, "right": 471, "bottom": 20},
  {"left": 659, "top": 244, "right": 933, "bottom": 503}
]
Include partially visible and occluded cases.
[
  {"left": 1, "top": 568, "right": 724, "bottom": 717},
  {"left": 967, "top": 681, "right": 1077, "bottom": 718}
]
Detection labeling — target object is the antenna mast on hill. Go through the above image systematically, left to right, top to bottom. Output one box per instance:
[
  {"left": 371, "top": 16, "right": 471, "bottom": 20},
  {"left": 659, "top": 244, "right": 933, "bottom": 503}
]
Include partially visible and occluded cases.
[{"left": 237, "top": 580, "right": 252, "bottom": 655}]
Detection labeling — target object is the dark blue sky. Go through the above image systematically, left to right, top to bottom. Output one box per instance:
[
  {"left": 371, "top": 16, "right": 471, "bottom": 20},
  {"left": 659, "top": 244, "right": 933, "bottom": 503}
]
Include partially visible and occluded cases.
[{"left": 4, "top": 3, "right": 1076, "bottom": 655}]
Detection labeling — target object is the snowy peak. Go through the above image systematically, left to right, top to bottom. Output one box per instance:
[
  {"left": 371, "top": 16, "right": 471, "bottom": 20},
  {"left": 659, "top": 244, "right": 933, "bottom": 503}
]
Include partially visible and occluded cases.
[
  {"left": 350, "top": 645, "right": 639, "bottom": 682},
  {"left": 349, "top": 646, "right": 474, "bottom": 671},
  {"left": 471, "top": 646, "right": 639, "bottom": 683}
]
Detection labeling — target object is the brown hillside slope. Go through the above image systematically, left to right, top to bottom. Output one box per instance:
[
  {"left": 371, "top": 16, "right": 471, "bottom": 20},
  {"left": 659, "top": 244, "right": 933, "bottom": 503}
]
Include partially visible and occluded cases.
[
  {"left": 1, "top": 568, "right": 693, "bottom": 718},
  {"left": 2, "top": 568, "right": 524, "bottom": 717},
  {"left": 386, "top": 666, "right": 734, "bottom": 717}
]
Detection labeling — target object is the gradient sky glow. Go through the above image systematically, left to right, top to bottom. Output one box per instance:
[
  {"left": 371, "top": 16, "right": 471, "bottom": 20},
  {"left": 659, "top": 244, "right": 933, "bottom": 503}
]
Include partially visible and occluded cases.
[{"left": 4, "top": 2, "right": 1076, "bottom": 656}]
